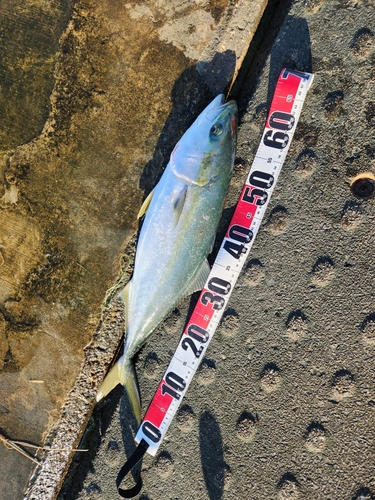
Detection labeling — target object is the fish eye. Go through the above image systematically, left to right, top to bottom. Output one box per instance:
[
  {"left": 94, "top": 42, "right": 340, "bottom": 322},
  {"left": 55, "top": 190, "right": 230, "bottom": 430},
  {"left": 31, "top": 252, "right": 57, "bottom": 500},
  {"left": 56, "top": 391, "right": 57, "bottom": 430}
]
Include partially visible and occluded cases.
[{"left": 210, "top": 123, "right": 223, "bottom": 136}]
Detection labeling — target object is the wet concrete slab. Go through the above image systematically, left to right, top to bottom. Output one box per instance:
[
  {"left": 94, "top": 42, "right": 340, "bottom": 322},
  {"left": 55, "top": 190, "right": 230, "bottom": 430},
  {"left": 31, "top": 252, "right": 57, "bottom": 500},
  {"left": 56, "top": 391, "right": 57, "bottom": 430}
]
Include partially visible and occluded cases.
[
  {"left": 0, "top": 0, "right": 268, "bottom": 498},
  {"left": 51, "top": 0, "right": 375, "bottom": 499}
]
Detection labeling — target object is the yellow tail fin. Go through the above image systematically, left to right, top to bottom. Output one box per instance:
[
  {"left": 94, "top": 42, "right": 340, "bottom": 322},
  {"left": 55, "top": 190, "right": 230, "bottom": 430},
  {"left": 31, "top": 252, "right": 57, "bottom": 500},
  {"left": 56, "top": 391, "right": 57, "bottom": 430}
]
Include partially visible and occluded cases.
[
  {"left": 96, "top": 357, "right": 141, "bottom": 425},
  {"left": 123, "top": 359, "right": 142, "bottom": 425},
  {"left": 96, "top": 361, "right": 122, "bottom": 402}
]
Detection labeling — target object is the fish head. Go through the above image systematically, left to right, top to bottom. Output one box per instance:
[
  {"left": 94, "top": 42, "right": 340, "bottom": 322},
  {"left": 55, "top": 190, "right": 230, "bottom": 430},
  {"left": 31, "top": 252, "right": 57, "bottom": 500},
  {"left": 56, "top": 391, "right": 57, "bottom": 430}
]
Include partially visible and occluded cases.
[{"left": 170, "top": 95, "right": 238, "bottom": 186}]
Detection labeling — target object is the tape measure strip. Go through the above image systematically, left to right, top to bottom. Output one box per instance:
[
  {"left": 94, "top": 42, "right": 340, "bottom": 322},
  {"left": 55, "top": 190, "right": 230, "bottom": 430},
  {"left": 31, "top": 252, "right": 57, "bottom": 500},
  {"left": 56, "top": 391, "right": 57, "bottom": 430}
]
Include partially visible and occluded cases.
[{"left": 133, "top": 69, "right": 314, "bottom": 459}]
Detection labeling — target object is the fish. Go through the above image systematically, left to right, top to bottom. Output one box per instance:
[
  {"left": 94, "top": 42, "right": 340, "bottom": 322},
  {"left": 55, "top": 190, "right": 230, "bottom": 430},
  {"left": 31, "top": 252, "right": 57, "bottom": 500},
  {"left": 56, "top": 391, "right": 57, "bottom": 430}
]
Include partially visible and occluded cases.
[{"left": 96, "top": 94, "right": 238, "bottom": 423}]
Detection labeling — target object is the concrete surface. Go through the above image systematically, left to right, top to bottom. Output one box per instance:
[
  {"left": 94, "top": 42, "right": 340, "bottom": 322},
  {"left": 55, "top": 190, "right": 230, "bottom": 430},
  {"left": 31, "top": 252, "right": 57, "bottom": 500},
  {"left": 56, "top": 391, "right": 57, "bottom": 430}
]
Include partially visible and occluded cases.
[
  {"left": 0, "top": 0, "right": 268, "bottom": 498},
  {"left": 55, "top": 0, "right": 375, "bottom": 499}
]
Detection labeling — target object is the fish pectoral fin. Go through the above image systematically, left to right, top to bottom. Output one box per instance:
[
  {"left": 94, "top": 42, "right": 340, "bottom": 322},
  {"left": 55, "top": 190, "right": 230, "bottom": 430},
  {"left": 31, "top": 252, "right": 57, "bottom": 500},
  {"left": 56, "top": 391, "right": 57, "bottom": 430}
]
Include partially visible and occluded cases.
[
  {"left": 171, "top": 184, "right": 188, "bottom": 227},
  {"left": 137, "top": 188, "right": 155, "bottom": 219},
  {"left": 179, "top": 259, "right": 211, "bottom": 303},
  {"left": 96, "top": 361, "right": 122, "bottom": 402}
]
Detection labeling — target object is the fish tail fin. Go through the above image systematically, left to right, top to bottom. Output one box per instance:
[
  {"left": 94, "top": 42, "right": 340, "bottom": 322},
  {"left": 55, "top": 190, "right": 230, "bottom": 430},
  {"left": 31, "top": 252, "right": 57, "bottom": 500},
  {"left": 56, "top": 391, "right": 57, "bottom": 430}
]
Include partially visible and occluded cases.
[
  {"left": 96, "top": 356, "right": 141, "bottom": 425},
  {"left": 122, "top": 357, "right": 142, "bottom": 425},
  {"left": 96, "top": 359, "right": 123, "bottom": 402}
]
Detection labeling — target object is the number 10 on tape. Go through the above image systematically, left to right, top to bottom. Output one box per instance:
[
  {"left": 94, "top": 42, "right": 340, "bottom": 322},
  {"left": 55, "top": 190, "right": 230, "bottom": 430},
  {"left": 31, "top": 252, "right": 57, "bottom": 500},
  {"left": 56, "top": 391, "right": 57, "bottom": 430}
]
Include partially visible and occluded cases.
[{"left": 136, "top": 68, "right": 314, "bottom": 456}]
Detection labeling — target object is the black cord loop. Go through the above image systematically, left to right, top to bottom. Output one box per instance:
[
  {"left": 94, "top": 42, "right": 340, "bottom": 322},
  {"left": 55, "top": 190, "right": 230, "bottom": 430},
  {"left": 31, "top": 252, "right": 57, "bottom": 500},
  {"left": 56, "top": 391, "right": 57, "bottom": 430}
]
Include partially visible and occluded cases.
[{"left": 116, "top": 439, "right": 149, "bottom": 498}]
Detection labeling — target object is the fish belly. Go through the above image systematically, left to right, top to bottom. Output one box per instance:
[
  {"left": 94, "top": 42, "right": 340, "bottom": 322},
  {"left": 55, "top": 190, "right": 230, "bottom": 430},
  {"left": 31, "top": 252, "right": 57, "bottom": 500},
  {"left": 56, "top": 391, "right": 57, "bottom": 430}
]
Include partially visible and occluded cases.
[{"left": 124, "top": 166, "right": 224, "bottom": 359}]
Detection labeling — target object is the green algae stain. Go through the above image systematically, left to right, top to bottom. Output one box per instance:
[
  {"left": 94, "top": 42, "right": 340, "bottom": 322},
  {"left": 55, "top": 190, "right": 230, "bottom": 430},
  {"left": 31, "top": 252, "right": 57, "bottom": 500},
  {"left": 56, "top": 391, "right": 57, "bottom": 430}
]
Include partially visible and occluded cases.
[{"left": 0, "top": 0, "right": 73, "bottom": 150}]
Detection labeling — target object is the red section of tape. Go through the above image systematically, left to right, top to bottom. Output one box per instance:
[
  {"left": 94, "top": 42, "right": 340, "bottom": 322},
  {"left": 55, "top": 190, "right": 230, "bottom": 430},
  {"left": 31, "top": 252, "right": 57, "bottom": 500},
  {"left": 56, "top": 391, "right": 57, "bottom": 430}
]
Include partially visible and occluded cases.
[
  {"left": 267, "top": 69, "right": 302, "bottom": 123},
  {"left": 233, "top": 184, "right": 258, "bottom": 215},
  {"left": 225, "top": 190, "right": 256, "bottom": 241},
  {"left": 184, "top": 299, "right": 213, "bottom": 332},
  {"left": 143, "top": 381, "right": 173, "bottom": 428}
]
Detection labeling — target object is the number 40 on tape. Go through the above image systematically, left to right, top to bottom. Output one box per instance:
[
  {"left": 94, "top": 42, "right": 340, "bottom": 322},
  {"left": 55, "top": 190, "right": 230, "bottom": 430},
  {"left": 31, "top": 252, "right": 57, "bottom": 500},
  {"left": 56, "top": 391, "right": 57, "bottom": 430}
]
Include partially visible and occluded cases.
[{"left": 117, "top": 68, "right": 314, "bottom": 498}]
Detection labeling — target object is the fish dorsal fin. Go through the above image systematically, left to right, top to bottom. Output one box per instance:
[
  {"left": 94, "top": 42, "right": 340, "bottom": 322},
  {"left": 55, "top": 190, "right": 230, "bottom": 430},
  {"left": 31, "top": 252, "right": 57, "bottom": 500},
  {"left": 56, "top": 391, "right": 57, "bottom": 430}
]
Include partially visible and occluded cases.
[
  {"left": 171, "top": 184, "right": 188, "bottom": 227},
  {"left": 137, "top": 188, "right": 155, "bottom": 219},
  {"left": 180, "top": 259, "right": 211, "bottom": 303},
  {"left": 120, "top": 280, "right": 131, "bottom": 333}
]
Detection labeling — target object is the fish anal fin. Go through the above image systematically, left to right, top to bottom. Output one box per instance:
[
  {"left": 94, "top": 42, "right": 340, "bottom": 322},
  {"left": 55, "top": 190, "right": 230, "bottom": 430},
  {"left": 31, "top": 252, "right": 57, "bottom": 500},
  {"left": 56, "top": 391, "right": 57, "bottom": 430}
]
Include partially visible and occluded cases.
[
  {"left": 171, "top": 184, "right": 188, "bottom": 227},
  {"left": 137, "top": 188, "right": 155, "bottom": 219},
  {"left": 177, "top": 258, "right": 210, "bottom": 305}
]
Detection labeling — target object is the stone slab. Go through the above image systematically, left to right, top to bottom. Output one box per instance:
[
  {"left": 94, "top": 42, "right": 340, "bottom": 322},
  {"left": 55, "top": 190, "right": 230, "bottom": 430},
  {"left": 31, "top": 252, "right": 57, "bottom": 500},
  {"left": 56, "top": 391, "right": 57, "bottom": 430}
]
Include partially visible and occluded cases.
[
  {"left": 0, "top": 0, "right": 268, "bottom": 498},
  {"left": 56, "top": 0, "right": 375, "bottom": 499}
]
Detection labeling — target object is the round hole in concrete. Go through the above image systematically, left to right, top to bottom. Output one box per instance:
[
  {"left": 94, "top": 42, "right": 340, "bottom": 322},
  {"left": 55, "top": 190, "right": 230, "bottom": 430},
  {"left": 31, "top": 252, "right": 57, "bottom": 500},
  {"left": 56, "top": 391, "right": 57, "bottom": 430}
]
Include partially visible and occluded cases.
[{"left": 350, "top": 173, "right": 375, "bottom": 199}]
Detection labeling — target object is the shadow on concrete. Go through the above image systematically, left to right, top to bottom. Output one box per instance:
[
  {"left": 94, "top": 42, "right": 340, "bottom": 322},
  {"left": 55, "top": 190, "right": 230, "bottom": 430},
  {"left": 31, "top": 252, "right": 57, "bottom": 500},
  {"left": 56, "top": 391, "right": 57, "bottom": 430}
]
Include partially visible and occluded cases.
[
  {"left": 232, "top": 1, "right": 312, "bottom": 122},
  {"left": 267, "top": 16, "right": 313, "bottom": 105},
  {"left": 139, "top": 50, "right": 236, "bottom": 195},
  {"left": 58, "top": 385, "right": 123, "bottom": 499},
  {"left": 58, "top": 388, "right": 141, "bottom": 499},
  {"left": 199, "top": 411, "right": 229, "bottom": 500}
]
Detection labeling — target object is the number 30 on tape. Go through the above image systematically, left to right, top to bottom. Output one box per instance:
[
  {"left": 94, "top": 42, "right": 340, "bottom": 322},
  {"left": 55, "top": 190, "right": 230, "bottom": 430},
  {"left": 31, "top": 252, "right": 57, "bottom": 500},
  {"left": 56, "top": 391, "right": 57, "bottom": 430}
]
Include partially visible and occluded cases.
[{"left": 136, "top": 68, "right": 314, "bottom": 456}]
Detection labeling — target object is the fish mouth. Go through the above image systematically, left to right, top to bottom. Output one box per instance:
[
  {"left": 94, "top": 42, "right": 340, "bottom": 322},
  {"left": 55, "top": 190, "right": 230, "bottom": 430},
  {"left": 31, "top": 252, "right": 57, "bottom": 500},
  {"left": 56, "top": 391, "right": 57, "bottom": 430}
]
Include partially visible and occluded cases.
[{"left": 205, "top": 94, "right": 237, "bottom": 122}]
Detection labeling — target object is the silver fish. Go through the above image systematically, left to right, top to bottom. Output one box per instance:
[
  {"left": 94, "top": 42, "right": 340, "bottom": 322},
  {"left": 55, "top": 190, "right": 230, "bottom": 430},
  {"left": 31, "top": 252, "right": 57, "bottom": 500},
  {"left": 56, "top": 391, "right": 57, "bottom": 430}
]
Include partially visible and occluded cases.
[{"left": 97, "top": 95, "right": 238, "bottom": 422}]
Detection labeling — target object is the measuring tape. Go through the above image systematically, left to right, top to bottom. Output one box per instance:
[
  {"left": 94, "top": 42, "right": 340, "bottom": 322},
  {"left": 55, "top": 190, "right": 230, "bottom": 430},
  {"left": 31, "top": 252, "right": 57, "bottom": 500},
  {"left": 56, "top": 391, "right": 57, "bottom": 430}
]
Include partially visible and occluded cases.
[{"left": 116, "top": 68, "right": 314, "bottom": 498}]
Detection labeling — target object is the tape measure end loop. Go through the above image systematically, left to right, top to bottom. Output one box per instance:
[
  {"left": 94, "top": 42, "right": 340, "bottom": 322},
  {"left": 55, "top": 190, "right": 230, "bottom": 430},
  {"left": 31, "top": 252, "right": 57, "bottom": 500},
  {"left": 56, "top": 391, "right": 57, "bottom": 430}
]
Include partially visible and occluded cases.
[{"left": 116, "top": 439, "right": 149, "bottom": 498}]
